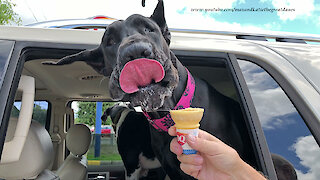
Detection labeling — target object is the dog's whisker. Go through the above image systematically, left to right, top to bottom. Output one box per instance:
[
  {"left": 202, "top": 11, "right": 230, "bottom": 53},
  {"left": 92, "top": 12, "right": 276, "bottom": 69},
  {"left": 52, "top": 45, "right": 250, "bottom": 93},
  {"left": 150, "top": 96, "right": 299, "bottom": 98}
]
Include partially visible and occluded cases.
[{"left": 99, "top": 76, "right": 108, "bottom": 87}]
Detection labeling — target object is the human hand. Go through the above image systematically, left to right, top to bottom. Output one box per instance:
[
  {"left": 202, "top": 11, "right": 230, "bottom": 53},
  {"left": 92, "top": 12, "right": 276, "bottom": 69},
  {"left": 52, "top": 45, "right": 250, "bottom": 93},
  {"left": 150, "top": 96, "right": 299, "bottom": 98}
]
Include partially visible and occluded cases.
[{"left": 169, "top": 126, "right": 266, "bottom": 180}]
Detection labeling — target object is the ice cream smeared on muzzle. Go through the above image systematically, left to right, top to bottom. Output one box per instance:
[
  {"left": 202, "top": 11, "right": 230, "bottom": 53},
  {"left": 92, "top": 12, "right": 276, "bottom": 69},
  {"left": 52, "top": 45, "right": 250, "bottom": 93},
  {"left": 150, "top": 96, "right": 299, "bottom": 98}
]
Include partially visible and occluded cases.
[{"left": 119, "top": 58, "right": 165, "bottom": 93}]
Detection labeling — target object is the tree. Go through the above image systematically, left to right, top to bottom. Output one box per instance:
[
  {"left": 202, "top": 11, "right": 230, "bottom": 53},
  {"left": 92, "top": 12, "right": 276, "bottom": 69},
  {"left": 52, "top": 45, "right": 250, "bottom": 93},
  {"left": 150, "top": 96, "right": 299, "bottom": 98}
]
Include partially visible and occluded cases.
[
  {"left": 0, "top": 0, "right": 21, "bottom": 25},
  {"left": 75, "top": 102, "right": 116, "bottom": 126},
  {"left": 10, "top": 103, "right": 47, "bottom": 126},
  {"left": 32, "top": 104, "right": 47, "bottom": 126},
  {"left": 10, "top": 105, "right": 19, "bottom": 118}
]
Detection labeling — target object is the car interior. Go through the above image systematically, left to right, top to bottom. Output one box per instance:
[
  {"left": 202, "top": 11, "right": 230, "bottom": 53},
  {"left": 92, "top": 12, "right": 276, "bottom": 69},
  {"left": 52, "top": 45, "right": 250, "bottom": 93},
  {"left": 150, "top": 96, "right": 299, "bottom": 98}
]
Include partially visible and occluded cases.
[{"left": 0, "top": 48, "right": 260, "bottom": 179}]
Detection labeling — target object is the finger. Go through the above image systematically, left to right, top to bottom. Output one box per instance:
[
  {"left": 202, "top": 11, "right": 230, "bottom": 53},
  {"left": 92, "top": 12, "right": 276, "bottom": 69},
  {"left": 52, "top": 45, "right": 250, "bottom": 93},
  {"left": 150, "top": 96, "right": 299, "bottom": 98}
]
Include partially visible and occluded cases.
[
  {"left": 168, "top": 126, "right": 177, "bottom": 136},
  {"left": 198, "top": 129, "right": 221, "bottom": 142},
  {"left": 186, "top": 134, "right": 229, "bottom": 156},
  {"left": 170, "top": 137, "right": 183, "bottom": 155},
  {"left": 177, "top": 154, "right": 203, "bottom": 166},
  {"left": 180, "top": 163, "right": 202, "bottom": 177}
]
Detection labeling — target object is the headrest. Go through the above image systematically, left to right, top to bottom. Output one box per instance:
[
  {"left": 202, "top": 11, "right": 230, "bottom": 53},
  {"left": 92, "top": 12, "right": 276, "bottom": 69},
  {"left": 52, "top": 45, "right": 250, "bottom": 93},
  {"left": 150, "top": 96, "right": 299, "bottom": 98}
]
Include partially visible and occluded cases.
[
  {"left": 0, "top": 118, "right": 53, "bottom": 179},
  {"left": 66, "top": 124, "right": 91, "bottom": 156}
]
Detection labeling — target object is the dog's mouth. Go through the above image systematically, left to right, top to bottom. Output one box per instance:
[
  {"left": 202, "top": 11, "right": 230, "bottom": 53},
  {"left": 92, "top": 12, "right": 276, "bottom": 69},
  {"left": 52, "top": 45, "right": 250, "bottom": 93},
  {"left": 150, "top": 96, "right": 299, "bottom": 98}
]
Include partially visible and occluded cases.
[
  {"left": 109, "top": 53, "right": 179, "bottom": 112},
  {"left": 119, "top": 58, "right": 165, "bottom": 94}
]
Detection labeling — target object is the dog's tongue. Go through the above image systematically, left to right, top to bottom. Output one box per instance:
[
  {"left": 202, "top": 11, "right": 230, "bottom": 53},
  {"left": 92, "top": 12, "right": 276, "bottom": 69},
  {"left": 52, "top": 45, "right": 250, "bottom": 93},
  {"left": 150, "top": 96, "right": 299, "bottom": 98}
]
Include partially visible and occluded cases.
[{"left": 119, "top": 58, "right": 165, "bottom": 93}]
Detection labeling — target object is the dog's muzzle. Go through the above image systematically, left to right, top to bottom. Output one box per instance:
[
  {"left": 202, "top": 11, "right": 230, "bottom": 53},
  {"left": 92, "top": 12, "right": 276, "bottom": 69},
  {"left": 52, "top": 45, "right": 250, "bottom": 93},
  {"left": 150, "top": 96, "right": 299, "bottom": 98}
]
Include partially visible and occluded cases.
[{"left": 110, "top": 41, "right": 178, "bottom": 111}]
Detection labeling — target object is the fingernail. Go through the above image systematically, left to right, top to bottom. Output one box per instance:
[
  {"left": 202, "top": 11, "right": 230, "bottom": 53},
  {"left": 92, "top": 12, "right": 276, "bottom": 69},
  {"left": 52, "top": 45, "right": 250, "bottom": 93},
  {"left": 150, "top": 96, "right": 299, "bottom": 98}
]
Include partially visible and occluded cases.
[{"left": 187, "top": 134, "right": 196, "bottom": 143}]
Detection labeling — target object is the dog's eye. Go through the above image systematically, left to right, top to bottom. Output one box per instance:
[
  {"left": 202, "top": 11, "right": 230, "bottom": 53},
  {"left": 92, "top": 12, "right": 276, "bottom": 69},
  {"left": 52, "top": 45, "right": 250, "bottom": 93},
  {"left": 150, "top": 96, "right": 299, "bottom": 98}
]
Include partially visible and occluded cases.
[
  {"left": 144, "top": 27, "right": 154, "bottom": 33},
  {"left": 107, "top": 38, "right": 116, "bottom": 46}
]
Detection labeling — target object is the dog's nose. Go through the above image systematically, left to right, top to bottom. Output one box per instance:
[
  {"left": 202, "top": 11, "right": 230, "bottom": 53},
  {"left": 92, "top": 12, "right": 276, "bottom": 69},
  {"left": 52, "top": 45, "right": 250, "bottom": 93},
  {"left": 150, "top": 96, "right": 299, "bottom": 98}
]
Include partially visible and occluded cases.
[
  {"left": 120, "top": 42, "right": 154, "bottom": 63},
  {"left": 142, "top": 48, "right": 152, "bottom": 57}
]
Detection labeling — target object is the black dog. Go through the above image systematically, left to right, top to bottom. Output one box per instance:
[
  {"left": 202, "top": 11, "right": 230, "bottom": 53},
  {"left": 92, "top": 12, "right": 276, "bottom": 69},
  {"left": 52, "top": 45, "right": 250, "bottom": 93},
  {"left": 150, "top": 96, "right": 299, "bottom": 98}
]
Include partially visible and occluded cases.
[
  {"left": 43, "top": 1, "right": 253, "bottom": 179},
  {"left": 101, "top": 103, "right": 166, "bottom": 179}
]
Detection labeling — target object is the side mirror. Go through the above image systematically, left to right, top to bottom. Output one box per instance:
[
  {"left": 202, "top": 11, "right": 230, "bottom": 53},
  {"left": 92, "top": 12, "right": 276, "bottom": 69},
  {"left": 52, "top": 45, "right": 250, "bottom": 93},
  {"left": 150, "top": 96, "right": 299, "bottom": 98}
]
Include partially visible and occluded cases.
[{"left": 1, "top": 75, "right": 35, "bottom": 163}]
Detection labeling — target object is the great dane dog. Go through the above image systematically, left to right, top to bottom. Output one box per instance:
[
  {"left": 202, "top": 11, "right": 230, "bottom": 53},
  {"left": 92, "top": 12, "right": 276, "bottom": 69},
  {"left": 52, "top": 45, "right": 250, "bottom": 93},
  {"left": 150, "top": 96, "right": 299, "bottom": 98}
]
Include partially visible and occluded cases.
[{"left": 43, "top": 1, "right": 254, "bottom": 179}]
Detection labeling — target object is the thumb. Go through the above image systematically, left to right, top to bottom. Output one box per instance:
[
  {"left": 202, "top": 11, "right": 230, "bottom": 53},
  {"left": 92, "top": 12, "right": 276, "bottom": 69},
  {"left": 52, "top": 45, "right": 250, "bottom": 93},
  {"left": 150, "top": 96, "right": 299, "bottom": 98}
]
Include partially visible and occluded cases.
[{"left": 186, "top": 134, "right": 223, "bottom": 156}]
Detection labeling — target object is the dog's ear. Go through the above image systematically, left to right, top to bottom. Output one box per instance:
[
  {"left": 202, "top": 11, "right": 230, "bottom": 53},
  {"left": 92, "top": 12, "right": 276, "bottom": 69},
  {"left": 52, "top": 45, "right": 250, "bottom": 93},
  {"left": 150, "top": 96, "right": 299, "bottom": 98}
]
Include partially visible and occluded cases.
[
  {"left": 150, "top": 0, "right": 171, "bottom": 45},
  {"left": 42, "top": 47, "right": 113, "bottom": 77},
  {"left": 104, "top": 105, "right": 127, "bottom": 125},
  {"left": 101, "top": 107, "right": 111, "bottom": 122}
]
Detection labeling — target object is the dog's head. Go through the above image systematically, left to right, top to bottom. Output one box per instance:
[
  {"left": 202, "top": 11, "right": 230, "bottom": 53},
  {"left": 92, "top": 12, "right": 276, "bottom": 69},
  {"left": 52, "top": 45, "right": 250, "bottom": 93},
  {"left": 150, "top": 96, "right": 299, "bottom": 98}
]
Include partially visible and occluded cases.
[
  {"left": 43, "top": 0, "right": 179, "bottom": 111},
  {"left": 102, "top": 102, "right": 130, "bottom": 135}
]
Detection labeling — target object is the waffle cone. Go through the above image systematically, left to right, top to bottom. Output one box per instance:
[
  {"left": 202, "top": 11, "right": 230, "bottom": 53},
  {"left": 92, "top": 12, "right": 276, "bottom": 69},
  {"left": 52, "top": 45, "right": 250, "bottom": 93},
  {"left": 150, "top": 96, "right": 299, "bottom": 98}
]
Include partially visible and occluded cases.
[{"left": 170, "top": 108, "right": 204, "bottom": 129}]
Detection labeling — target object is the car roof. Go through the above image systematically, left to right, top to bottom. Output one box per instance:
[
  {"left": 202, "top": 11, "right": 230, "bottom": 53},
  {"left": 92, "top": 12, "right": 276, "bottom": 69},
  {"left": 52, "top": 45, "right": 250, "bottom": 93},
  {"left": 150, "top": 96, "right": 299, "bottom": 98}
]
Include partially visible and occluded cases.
[
  {"left": 1, "top": 25, "right": 320, "bottom": 45},
  {"left": 1, "top": 26, "right": 320, "bottom": 107}
]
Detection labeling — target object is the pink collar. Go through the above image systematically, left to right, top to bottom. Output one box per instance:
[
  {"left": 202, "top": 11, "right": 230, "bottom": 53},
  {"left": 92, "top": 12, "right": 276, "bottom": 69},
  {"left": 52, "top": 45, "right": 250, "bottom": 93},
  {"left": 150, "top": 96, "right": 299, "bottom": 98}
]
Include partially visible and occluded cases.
[{"left": 143, "top": 68, "right": 195, "bottom": 132}]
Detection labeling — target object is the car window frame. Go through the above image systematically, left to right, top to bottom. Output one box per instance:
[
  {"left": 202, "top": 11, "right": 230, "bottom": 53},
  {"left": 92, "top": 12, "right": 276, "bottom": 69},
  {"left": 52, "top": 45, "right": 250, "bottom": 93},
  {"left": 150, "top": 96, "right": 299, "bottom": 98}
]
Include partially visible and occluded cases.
[
  {"left": 0, "top": 40, "right": 23, "bottom": 161},
  {"left": 227, "top": 53, "right": 278, "bottom": 180},
  {"left": 235, "top": 54, "right": 320, "bottom": 145}
]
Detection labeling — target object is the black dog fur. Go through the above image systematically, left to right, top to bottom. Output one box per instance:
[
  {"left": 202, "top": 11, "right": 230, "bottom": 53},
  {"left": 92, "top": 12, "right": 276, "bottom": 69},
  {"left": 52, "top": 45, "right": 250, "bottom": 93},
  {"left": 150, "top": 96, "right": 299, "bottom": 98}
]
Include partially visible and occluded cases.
[
  {"left": 43, "top": 1, "right": 255, "bottom": 179},
  {"left": 102, "top": 103, "right": 166, "bottom": 179}
]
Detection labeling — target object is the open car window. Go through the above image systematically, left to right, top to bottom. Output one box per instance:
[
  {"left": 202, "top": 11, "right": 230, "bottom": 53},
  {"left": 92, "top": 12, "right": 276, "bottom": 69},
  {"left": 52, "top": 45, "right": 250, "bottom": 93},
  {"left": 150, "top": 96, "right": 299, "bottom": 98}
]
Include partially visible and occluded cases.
[
  {"left": 67, "top": 52, "right": 266, "bottom": 179},
  {"left": 71, "top": 101, "right": 124, "bottom": 179},
  {"left": 72, "top": 101, "right": 120, "bottom": 161}
]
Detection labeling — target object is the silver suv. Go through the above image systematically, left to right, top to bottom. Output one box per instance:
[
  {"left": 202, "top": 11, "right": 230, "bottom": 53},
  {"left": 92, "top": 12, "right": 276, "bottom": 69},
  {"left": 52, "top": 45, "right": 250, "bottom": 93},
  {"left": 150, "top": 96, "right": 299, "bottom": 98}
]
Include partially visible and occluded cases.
[{"left": 0, "top": 23, "right": 319, "bottom": 180}]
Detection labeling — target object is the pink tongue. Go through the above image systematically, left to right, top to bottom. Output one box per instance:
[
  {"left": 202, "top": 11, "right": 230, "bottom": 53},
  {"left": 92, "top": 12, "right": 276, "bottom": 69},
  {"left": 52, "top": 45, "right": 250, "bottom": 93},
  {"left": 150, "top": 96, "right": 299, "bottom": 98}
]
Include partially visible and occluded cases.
[{"left": 119, "top": 58, "right": 165, "bottom": 93}]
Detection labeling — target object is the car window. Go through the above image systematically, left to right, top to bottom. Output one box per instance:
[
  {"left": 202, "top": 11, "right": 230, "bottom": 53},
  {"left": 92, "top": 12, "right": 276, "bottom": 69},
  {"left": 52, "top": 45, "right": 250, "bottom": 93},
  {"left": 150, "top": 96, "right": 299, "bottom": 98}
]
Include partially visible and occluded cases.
[
  {"left": 0, "top": 40, "right": 15, "bottom": 88},
  {"left": 238, "top": 60, "right": 320, "bottom": 180},
  {"left": 11, "top": 101, "right": 50, "bottom": 129},
  {"left": 71, "top": 101, "right": 122, "bottom": 167}
]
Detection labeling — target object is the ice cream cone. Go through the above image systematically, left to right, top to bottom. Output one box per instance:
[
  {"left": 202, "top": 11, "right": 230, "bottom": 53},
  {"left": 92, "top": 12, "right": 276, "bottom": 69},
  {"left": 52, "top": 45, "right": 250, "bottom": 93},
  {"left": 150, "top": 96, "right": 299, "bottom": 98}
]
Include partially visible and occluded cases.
[
  {"left": 170, "top": 108, "right": 204, "bottom": 155},
  {"left": 170, "top": 108, "right": 204, "bottom": 129}
]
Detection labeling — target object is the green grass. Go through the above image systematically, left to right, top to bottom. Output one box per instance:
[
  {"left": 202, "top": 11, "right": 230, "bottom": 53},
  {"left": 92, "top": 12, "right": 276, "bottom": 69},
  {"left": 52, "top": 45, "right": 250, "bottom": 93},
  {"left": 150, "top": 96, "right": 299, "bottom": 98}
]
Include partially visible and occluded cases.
[
  {"left": 86, "top": 136, "right": 122, "bottom": 161},
  {"left": 87, "top": 153, "right": 122, "bottom": 161}
]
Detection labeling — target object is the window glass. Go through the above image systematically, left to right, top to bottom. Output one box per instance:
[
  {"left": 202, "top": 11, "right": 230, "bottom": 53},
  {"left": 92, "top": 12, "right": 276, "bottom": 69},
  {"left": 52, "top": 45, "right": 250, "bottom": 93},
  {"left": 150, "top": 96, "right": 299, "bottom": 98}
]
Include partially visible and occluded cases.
[
  {"left": 0, "top": 40, "right": 14, "bottom": 88},
  {"left": 238, "top": 60, "right": 320, "bottom": 180},
  {"left": 11, "top": 101, "right": 49, "bottom": 127},
  {"left": 71, "top": 101, "right": 122, "bottom": 165}
]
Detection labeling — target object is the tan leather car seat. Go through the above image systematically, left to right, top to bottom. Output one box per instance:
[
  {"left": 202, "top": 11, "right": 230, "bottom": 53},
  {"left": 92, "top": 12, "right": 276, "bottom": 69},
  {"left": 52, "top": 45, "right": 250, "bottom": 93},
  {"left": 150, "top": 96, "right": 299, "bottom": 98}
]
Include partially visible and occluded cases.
[
  {"left": 0, "top": 118, "right": 59, "bottom": 180},
  {"left": 56, "top": 124, "right": 91, "bottom": 180}
]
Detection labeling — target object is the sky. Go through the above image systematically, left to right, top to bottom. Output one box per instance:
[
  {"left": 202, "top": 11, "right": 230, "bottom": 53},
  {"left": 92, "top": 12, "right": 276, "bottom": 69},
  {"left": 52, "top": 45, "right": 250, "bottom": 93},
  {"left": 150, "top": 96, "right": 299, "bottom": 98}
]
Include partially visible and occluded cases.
[{"left": 11, "top": 0, "right": 320, "bottom": 35}]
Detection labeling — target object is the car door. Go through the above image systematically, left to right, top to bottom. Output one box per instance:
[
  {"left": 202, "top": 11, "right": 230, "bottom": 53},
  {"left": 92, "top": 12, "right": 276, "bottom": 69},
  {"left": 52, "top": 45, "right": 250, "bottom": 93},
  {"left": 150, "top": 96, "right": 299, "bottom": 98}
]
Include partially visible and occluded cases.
[
  {"left": 174, "top": 48, "right": 320, "bottom": 180},
  {"left": 229, "top": 53, "right": 320, "bottom": 180}
]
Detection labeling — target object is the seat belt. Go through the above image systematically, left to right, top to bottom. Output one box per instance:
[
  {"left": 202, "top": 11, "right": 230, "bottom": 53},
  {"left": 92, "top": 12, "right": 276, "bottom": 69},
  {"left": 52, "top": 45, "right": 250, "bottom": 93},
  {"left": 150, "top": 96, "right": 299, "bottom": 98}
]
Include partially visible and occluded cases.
[{"left": 50, "top": 125, "right": 61, "bottom": 171}]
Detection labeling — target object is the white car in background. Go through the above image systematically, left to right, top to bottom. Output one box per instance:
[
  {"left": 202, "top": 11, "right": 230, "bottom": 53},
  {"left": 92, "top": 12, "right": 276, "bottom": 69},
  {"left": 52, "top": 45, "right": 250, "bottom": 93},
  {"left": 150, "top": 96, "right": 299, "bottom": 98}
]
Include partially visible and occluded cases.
[
  {"left": 27, "top": 15, "right": 116, "bottom": 30},
  {"left": 0, "top": 19, "right": 319, "bottom": 180}
]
